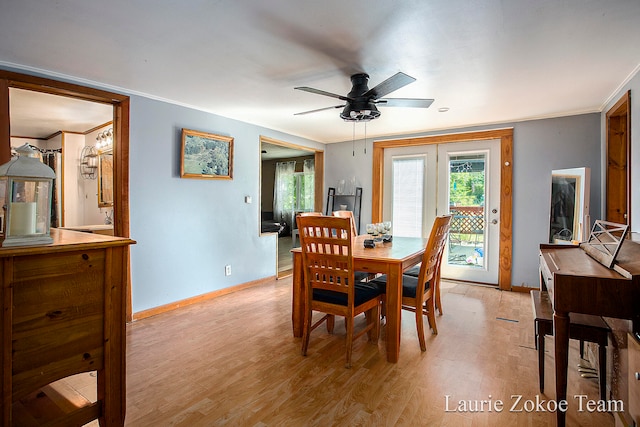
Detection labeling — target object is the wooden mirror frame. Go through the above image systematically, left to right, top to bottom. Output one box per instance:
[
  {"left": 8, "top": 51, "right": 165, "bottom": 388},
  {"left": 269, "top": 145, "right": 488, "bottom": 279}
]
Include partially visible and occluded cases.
[{"left": 98, "top": 148, "right": 114, "bottom": 207}]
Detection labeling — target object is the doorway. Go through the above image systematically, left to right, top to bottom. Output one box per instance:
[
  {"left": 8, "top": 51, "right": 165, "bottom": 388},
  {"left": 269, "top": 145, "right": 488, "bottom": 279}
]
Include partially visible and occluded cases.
[
  {"left": 9, "top": 88, "right": 114, "bottom": 228},
  {"left": 606, "top": 91, "right": 630, "bottom": 227},
  {"left": 372, "top": 128, "right": 513, "bottom": 290},
  {"left": 259, "top": 136, "right": 324, "bottom": 278},
  {"left": 383, "top": 139, "right": 501, "bottom": 284}
]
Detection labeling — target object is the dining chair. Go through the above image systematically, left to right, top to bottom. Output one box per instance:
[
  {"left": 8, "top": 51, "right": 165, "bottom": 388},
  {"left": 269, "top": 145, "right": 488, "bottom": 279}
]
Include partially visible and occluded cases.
[
  {"left": 332, "top": 210, "right": 357, "bottom": 235},
  {"left": 292, "top": 212, "right": 322, "bottom": 245},
  {"left": 297, "top": 215, "right": 383, "bottom": 368},
  {"left": 371, "top": 215, "right": 452, "bottom": 351}
]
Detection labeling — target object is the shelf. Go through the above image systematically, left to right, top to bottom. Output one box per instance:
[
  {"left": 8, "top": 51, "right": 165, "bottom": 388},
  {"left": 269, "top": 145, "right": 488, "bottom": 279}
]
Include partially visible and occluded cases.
[{"left": 326, "top": 187, "right": 363, "bottom": 234}]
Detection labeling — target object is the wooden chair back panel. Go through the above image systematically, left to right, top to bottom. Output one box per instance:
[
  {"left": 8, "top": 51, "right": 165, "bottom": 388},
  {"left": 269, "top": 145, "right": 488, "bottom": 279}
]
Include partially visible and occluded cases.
[
  {"left": 332, "top": 210, "right": 358, "bottom": 237},
  {"left": 416, "top": 215, "right": 452, "bottom": 294},
  {"left": 297, "top": 216, "right": 354, "bottom": 297}
]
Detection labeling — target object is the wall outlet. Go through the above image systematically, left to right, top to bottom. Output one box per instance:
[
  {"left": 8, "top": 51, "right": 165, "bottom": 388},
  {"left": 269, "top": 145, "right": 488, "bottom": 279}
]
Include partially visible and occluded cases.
[{"left": 225, "top": 264, "right": 231, "bottom": 276}]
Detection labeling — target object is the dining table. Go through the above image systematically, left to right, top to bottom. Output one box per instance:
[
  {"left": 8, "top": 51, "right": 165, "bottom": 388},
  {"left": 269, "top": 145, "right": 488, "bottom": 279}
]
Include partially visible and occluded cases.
[{"left": 291, "top": 234, "right": 429, "bottom": 363}]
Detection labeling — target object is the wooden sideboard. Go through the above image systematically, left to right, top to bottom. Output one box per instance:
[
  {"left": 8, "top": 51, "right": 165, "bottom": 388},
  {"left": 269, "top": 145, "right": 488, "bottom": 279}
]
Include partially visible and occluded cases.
[{"left": 1, "top": 229, "right": 135, "bottom": 426}]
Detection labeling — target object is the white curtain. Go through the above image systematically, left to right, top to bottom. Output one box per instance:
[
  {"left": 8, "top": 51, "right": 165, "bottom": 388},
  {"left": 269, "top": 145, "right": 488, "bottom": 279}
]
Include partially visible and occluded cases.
[
  {"left": 301, "top": 159, "right": 315, "bottom": 211},
  {"left": 274, "top": 161, "right": 296, "bottom": 230}
]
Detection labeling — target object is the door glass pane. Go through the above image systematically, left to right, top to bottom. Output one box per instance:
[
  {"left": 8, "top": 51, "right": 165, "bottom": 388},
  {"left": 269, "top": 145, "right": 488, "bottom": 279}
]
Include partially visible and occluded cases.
[
  {"left": 447, "top": 154, "right": 486, "bottom": 269},
  {"left": 392, "top": 157, "right": 424, "bottom": 237}
]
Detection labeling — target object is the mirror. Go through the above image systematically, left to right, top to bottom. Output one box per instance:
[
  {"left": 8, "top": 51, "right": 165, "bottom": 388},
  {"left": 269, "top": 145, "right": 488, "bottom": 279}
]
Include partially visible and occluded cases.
[
  {"left": 98, "top": 149, "right": 114, "bottom": 207},
  {"left": 549, "top": 167, "right": 590, "bottom": 243}
]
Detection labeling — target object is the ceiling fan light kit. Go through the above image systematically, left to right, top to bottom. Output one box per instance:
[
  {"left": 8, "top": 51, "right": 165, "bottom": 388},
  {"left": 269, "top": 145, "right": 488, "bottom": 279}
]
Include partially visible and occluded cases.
[{"left": 294, "top": 72, "right": 434, "bottom": 122}]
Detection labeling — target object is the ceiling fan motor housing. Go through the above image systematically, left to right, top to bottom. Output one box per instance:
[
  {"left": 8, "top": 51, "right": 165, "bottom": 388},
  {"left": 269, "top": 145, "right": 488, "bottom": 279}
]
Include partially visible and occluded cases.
[{"left": 341, "top": 73, "right": 381, "bottom": 121}]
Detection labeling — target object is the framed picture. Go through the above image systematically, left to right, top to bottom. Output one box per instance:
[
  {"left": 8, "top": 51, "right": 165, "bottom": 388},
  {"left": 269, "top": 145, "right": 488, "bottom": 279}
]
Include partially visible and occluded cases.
[{"left": 180, "top": 129, "right": 233, "bottom": 179}]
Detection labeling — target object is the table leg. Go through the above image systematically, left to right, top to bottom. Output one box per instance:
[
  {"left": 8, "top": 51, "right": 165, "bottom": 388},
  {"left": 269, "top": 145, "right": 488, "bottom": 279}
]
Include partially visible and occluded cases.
[
  {"left": 292, "top": 251, "right": 304, "bottom": 337},
  {"left": 385, "top": 265, "right": 402, "bottom": 363},
  {"left": 554, "top": 310, "right": 569, "bottom": 427}
]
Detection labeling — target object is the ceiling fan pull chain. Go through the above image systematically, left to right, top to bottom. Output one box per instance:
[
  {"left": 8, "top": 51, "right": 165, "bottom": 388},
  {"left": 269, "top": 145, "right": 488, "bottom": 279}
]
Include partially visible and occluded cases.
[
  {"left": 362, "top": 121, "right": 367, "bottom": 154},
  {"left": 352, "top": 122, "right": 356, "bottom": 156}
]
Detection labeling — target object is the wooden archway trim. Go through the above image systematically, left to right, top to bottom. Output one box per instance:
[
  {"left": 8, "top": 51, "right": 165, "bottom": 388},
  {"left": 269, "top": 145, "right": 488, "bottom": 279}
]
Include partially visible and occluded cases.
[
  {"left": 0, "top": 70, "right": 133, "bottom": 316},
  {"left": 371, "top": 128, "right": 514, "bottom": 290}
]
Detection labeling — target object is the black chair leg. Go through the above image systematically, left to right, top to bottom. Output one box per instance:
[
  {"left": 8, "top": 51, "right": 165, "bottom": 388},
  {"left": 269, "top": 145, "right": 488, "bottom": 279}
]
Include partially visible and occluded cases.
[
  {"left": 537, "top": 321, "right": 545, "bottom": 393},
  {"left": 599, "top": 344, "right": 607, "bottom": 401}
]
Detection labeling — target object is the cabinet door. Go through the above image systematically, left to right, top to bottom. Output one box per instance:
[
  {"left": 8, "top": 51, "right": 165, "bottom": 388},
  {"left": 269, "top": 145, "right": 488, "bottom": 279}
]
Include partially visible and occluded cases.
[{"left": 12, "top": 249, "right": 106, "bottom": 400}]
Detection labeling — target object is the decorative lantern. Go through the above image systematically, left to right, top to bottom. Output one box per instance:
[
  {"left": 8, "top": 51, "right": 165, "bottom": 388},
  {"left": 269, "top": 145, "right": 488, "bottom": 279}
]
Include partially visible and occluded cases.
[{"left": 0, "top": 144, "right": 56, "bottom": 247}]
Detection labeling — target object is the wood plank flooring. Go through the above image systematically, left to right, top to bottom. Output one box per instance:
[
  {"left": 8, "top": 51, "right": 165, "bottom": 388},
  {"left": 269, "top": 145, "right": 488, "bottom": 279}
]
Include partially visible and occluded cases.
[{"left": 68, "top": 279, "right": 614, "bottom": 426}]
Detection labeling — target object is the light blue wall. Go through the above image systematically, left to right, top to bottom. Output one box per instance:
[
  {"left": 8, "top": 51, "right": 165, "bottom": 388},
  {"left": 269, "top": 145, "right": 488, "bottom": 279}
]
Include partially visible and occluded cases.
[
  {"left": 128, "top": 95, "right": 323, "bottom": 312},
  {"left": 325, "top": 114, "right": 602, "bottom": 289}
]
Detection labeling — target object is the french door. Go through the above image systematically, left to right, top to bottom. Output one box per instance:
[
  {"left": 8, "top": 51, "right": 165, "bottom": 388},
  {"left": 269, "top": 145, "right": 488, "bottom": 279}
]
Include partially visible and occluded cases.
[{"left": 383, "top": 139, "right": 501, "bottom": 284}]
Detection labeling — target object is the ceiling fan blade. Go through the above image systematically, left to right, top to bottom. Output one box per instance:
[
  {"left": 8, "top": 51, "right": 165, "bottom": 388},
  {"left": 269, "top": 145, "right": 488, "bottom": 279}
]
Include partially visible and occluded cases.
[
  {"left": 364, "top": 72, "right": 416, "bottom": 99},
  {"left": 294, "top": 86, "right": 351, "bottom": 101},
  {"left": 376, "top": 98, "right": 435, "bottom": 108},
  {"left": 294, "top": 104, "right": 345, "bottom": 116}
]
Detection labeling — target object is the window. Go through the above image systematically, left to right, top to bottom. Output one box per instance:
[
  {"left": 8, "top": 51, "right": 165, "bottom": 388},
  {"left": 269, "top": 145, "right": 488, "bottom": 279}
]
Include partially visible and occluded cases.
[
  {"left": 392, "top": 156, "right": 425, "bottom": 237},
  {"left": 274, "top": 159, "right": 314, "bottom": 227}
]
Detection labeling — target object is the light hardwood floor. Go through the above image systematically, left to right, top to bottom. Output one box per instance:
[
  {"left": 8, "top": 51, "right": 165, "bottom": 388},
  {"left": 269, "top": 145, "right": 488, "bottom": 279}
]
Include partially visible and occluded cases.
[{"left": 65, "top": 279, "right": 613, "bottom": 426}]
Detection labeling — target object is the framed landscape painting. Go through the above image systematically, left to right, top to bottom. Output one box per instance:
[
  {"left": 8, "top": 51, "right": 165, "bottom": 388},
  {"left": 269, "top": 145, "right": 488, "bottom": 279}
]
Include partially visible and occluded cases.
[{"left": 180, "top": 129, "right": 234, "bottom": 179}]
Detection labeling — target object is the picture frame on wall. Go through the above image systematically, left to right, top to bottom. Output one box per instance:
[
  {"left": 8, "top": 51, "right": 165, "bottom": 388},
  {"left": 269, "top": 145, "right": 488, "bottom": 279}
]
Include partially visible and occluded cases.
[{"left": 180, "top": 128, "right": 234, "bottom": 179}]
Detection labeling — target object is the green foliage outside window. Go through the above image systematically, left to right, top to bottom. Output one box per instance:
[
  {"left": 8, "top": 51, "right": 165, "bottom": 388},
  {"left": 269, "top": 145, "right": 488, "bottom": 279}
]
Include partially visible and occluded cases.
[
  {"left": 449, "top": 171, "right": 485, "bottom": 206},
  {"left": 281, "top": 172, "right": 314, "bottom": 212}
]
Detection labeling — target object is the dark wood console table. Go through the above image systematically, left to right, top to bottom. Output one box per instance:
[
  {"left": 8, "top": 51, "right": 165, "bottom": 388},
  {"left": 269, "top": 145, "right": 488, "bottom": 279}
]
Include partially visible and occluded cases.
[
  {"left": 1, "top": 229, "right": 135, "bottom": 426},
  {"left": 539, "top": 240, "right": 640, "bottom": 426}
]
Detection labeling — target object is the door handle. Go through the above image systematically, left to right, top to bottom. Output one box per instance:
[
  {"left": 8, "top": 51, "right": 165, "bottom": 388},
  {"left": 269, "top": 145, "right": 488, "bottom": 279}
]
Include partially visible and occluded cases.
[{"left": 491, "top": 219, "right": 498, "bottom": 225}]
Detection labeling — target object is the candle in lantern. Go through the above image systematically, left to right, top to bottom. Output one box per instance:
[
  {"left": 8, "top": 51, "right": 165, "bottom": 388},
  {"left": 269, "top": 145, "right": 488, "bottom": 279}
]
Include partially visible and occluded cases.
[{"left": 9, "top": 202, "right": 36, "bottom": 235}]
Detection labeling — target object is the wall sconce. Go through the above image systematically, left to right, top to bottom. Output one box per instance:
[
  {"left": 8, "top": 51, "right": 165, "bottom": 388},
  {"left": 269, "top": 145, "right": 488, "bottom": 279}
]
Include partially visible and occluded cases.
[
  {"left": 0, "top": 144, "right": 55, "bottom": 247},
  {"left": 80, "top": 145, "right": 98, "bottom": 180}
]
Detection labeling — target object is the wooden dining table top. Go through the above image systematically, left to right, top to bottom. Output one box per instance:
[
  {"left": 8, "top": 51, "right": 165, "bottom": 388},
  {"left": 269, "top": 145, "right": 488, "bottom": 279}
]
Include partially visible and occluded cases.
[{"left": 292, "top": 234, "right": 428, "bottom": 262}]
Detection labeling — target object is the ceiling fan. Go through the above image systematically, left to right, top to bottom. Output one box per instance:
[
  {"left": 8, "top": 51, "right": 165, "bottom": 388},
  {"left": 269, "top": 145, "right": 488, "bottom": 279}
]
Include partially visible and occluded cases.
[{"left": 294, "top": 72, "right": 434, "bottom": 122}]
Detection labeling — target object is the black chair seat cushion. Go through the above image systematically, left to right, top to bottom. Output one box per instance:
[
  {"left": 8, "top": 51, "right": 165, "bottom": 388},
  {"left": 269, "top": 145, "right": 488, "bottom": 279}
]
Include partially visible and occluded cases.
[
  {"left": 404, "top": 265, "right": 421, "bottom": 277},
  {"left": 354, "top": 271, "right": 372, "bottom": 282},
  {"left": 370, "top": 274, "right": 431, "bottom": 299},
  {"left": 313, "top": 282, "right": 382, "bottom": 307}
]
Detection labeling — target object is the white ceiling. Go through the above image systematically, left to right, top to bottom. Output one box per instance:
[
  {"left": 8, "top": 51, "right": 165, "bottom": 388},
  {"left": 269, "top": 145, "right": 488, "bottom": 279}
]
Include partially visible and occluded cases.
[
  {"left": 2, "top": 0, "right": 640, "bottom": 143},
  {"left": 9, "top": 88, "right": 113, "bottom": 138},
  {"left": 261, "top": 141, "right": 312, "bottom": 161}
]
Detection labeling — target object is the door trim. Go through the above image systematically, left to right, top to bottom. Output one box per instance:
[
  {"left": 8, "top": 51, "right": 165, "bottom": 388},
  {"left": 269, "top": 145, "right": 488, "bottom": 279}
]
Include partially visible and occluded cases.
[
  {"left": 0, "top": 70, "right": 132, "bottom": 318},
  {"left": 605, "top": 90, "right": 631, "bottom": 229},
  {"left": 372, "top": 128, "right": 513, "bottom": 290},
  {"left": 259, "top": 135, "right": 324, "bottom": 278}
]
